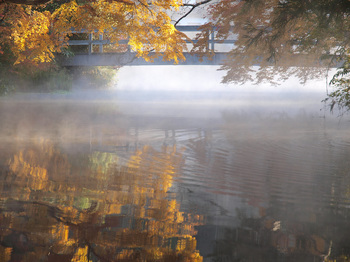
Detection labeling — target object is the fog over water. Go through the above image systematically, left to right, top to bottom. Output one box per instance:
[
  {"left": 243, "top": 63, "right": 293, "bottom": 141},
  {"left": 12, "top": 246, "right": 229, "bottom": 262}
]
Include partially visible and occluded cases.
[
  {"left": 1, "top": 65, "right": 350, "bottom": 261},
  {"left": 114, "top": 65, "right": 331, "bottom": 118}
]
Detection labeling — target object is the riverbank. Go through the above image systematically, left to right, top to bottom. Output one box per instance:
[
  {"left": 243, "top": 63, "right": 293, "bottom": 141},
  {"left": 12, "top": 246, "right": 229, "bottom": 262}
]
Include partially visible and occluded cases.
[{"left": 0, "top": 66, "right": 118, "bottom": 96}]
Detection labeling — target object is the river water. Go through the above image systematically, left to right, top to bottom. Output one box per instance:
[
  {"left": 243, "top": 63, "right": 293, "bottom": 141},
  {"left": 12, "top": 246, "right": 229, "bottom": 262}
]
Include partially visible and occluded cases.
[{"left": 0, "top": 81, "right": 350, "bottom": 261}]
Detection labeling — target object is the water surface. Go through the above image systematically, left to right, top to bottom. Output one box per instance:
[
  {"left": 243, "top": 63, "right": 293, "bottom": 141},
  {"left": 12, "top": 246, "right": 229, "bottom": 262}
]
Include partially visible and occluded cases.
[{"left": 0, "top": 86, "right": 350, "bottom": 261}]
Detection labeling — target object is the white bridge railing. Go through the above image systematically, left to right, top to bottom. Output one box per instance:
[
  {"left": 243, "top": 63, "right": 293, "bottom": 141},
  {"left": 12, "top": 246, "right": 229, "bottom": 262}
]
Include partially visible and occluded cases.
[
  {"left": 60, "top": 26, "right": 236, "bottom": 66},
  {"left": 68, "top": 26, "right": 236, "bottom": 55}
]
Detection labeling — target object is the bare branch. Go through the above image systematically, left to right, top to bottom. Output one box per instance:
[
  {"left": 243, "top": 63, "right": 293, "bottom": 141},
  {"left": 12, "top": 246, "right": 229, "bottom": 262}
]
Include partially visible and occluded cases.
[
  {"left": 106, "top": 0, "right": 135, "bottom": 5},
  {"left": 137, "top": 0, "right": 153, "bottom": 14},
  {"left": 174, "top": 0, "right": 213, "bottom": 27},
  {"left": 182, "top": 0, "right": 212, "bottom": 7},
  {"left": 174, "top": 6, "right": 195, "bottom": 27}
]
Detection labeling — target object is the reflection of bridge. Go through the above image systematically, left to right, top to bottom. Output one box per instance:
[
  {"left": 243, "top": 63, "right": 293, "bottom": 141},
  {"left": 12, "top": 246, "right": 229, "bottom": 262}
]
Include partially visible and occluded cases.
[{"left": 60, "top": 26, "right": 235, "bottom": 66}]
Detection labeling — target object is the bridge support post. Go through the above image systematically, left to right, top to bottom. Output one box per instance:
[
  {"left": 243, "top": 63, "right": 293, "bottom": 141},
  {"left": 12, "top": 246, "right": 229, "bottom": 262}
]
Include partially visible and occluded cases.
[
  {"left": 210, "top": 30, "right": 215, "bottom": 51},
  {"left": 88, "top": 33, "right": 93, "bottom": 55},
  {"left": 99, "top": 34, "right": 103, "bottom": 53}
]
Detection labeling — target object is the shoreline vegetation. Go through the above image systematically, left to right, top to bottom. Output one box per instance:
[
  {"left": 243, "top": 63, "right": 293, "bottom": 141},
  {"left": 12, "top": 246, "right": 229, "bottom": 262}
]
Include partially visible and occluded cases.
[
  {"left": 0, "top": 0, "right": 186, "bottom": 96},
  {"left": 0, "top": 66, "right": 118, "bottom": 96}
]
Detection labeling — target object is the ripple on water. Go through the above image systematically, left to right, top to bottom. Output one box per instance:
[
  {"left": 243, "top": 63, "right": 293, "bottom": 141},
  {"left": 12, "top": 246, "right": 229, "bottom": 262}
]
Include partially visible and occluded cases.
[{"left": 176, "top": 118, "right": 350, "bottom": 216}]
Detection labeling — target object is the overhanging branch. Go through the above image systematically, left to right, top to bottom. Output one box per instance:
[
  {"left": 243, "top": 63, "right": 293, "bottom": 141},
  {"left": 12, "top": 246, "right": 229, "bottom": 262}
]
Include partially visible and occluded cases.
[
  {"left": 0, "top": 0, "right": 51, "bottom": 5},
  {"left": 1, "top": 0, "right": 136, "bottom": 5},
  {"left": 174, "top": 0, "right": 213, "bottom": 27},
  {"left": 182, "top": 0, "right": 212, "bottom": 7}
]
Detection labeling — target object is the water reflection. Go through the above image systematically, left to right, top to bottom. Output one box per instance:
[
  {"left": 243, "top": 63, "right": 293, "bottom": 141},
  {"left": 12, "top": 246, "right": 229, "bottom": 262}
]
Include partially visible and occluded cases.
[
  {"left": 1, "top": 94, "right": 350, "bottom": 261},
  {"left": 180, "top": 111, "right": 350, "bottom": 261},
  {"left": 0, "top": 138, "right": 203, "bottom": 261}
]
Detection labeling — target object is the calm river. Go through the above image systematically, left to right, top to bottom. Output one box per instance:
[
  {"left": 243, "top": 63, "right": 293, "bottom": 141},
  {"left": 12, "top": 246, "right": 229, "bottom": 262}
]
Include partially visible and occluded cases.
[{"left": 0, "top": 81, "right": 350, "bottom": 261}]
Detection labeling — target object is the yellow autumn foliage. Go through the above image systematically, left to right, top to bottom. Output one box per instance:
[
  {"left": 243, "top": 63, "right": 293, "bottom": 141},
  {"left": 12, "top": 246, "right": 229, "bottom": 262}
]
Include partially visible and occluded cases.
[
  {"left": 0, "top": 0, "right": 187, "bottom": 66},
  {"left": 11, "top": 8, "right": 61, "bottom": 64},
  {"left": 2, "top": 141, "right": 202, "bottom": 261},
  {"left": 8, "top": 150, "right": 48, "bottom": 190},
  {"left": 71, "top": 246, "right": 89, "bottom": 262}
]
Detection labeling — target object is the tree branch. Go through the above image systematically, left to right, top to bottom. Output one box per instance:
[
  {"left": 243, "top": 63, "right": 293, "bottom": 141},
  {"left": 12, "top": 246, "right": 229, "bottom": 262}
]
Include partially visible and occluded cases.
[
  {"left": 0, "top": 0, "right": 51, "bottom": 5},
  {"left": 1, "top": 0, "right": 136, "bottom": 5},
  {"left": 106, "top": 0, "right": 135, "bottom": 5},
  {"left": 137, "top": 0, "right": 153, "bottom": 14},
  {"left": 174, "top": 0, "right": 213, "bottom": 27},
  {"left": 182, "top": 0, "right": 212, "bottom": 7},
  {"left": 0, "top": 4, "right": 9, "bottom": 23},
  {"left": 174, "top": 6, "right": 195, "bottom": 27}
]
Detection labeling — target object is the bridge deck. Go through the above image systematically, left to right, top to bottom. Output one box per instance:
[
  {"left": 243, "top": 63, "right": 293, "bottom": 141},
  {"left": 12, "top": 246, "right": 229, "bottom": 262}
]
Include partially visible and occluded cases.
[
  {"left": 59, "top": 25, "right": 234, "bottom": 66},
  {"left": 59, "top": 25, "right": 337, "bottom": 67},
  {"left": 60, "top": 52, "right": 228, "bottom": 66}
]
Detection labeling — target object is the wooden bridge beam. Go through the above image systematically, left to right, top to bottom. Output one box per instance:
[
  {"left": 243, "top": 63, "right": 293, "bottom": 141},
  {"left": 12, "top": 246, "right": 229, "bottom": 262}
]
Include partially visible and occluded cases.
[{"left": 59, "top": 52, "right": 228, "bottom": 66}]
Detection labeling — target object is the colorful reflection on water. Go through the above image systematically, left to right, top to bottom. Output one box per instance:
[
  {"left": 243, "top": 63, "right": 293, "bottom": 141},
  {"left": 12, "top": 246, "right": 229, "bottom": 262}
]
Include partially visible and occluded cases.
[
  {"left": 1, "top": 92, "right": 350, "bottom": 262},
  {"left": 0, "top": 139, "right": 203, "bottom": 261}
]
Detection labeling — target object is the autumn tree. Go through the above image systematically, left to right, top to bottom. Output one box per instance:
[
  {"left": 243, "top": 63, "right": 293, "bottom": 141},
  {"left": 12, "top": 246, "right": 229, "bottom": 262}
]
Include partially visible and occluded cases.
[
  {"left": 0, "top": 0, "right": 188, "bottom": 67},
  {"left": 192, "top": 0, "right": 350, "bottom": 109}
]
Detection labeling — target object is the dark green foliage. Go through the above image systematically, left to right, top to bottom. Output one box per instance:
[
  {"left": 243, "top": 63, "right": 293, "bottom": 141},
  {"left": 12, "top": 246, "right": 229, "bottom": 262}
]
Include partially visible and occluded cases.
[
  {"left": 203, "top": 0, "right": 350, "bottom": 112},
  {"left": 324, "top": 56, "right": 350, "bottom": 113},
  {"left": 71, "top": 66, "right": 118, "bottom": 89},
  {"left": 26, "top": 68, "right": 73, "bottom": 92},
  {"left": 0, "top": 81, "right": 15, "bottom": 96}
]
